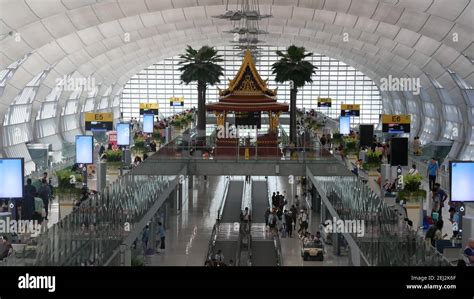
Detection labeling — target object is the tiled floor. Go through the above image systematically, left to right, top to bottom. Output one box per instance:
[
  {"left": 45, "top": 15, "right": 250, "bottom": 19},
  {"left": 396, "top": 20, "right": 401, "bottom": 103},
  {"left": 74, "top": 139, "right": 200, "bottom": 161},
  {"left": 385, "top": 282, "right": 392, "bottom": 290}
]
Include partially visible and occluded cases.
[{"left": 149, "top": 176, "right": 227, "bottom": 266}]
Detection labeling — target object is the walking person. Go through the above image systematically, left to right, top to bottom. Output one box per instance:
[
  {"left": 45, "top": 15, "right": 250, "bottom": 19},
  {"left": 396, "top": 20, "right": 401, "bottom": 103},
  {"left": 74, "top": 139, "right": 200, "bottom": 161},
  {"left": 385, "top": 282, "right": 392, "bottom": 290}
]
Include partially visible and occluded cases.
[
  {"left": 427, "top": 157, "right": 439, "bottom": 191},
  {"left": 37, "top": 179, "right": 51, "bottom": 220},
  {"left": 240, "top": 207, "right": 251, "bottom": 233},
  {"left": 284, "top": 210, "right": 293, "bottom": 237},
  {"left": 156, "top": 222, "right": 166, "bottom": 253},
  {"left": 142, "top": 225, "right": 150, "bottom": 254}
]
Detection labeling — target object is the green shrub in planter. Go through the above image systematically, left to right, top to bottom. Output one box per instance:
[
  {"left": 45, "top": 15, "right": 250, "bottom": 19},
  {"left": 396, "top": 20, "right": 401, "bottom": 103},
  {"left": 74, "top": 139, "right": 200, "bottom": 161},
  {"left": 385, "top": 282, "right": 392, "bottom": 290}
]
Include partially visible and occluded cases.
[
  {"left": 344, "top": 137, "right": 358, "bottom": 154},
  {"left": 366, "top": 149, "right": 382, "bottom": 164},
  {"left": 105, "top": 150, "right": 122, "bottom": 162},
  {"left": 55, "top": 168, "right": 82, "bottom": 190},
  {"left": 403, "top": 173, "right": 423, "bottom": 192}
]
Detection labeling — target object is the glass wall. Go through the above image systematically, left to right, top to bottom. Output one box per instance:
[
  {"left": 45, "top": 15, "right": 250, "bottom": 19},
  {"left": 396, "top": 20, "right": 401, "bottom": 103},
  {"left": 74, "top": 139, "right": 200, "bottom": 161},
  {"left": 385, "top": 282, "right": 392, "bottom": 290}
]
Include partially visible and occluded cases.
[{"left": 121, "top": 46, "right": 382, "bottom": 126}]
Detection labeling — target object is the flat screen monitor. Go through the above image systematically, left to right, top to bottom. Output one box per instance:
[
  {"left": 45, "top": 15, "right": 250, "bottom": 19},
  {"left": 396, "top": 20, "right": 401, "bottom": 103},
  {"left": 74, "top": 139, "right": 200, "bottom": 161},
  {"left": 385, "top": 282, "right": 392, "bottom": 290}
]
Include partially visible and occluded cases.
[
  {"left": 235, "top": 111, "right": 261, "bottom": 129},
  {"left": 143, "top": 114, "right": 154, "bottom": 133},
  {"left": 339, "top": 116, "right": 350, "bottom": 135},
  {"left": 117, "top": 123, "right": 131, "bottom": 146},
  {"left": 359, "top": 125, "right": 374, "bottom": 148},
  {"left": 76, "top": 135, "right": 93, "bottom": 164},
  {"left": 390, "top": 137, "right": 408, "bottom": 166},
  {"left": 0, "top": 158, "right": 24, "bottom": 198},
  {"left": 450, "top": 161, "right": 474, "bottom": 202}
]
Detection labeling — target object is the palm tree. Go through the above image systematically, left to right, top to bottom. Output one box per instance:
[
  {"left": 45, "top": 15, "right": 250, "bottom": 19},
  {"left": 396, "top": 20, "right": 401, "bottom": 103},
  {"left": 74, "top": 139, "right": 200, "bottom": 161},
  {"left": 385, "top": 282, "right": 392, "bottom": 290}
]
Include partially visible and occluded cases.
[
  {"left": 272, "top": 45, "right": 317, "bottom": 145},
  {"left": 178, "top": 46, "right": 224, "bottom": 143}
]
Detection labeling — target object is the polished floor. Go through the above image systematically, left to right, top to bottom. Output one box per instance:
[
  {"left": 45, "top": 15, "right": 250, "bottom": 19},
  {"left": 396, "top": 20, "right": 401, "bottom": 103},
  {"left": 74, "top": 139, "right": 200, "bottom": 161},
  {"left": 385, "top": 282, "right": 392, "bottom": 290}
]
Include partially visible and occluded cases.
[{"left": 148, "top": 175, "right": 349, "bottom": 266}]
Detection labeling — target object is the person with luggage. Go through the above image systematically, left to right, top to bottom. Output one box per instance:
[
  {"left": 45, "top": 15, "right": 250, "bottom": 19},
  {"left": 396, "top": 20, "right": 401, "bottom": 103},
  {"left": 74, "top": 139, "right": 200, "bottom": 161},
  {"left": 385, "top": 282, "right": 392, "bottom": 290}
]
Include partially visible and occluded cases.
[
  {"left": 298, "top": 209, "right": 309, "bottom": 237},
  {"left": 284, "top": 210, "right": 293, "bottom": 237},
  {"left": 156, "top": 222, "right": 166, "bottom": 253}
]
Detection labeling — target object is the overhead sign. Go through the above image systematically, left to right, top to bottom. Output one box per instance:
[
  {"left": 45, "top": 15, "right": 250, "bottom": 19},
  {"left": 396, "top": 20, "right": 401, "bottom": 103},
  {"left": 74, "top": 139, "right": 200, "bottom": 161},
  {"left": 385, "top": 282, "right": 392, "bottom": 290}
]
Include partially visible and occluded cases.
[
  {"left": 170, "top": 97, "right": 184, "bottom": 107},
  {"left": 317, "top": 98, "right": 332, "bottom": 107},
  {"left": 139, "top": 103, "right": 159, "bottom": 115},
  {"left": 341, "top": 104, "right": 360, "bottom": 117},
  {"left": 235, "top": 111, "right": 261, "bottom": 129},
  {"left": 85, "top": 113, "right": 113, "bottom": 131},
  {"left": 382, "top": 114, "right": 411, "bottom": 133},
  {"left": 382, "top": 114, "right": 411, "bottom": 124}
]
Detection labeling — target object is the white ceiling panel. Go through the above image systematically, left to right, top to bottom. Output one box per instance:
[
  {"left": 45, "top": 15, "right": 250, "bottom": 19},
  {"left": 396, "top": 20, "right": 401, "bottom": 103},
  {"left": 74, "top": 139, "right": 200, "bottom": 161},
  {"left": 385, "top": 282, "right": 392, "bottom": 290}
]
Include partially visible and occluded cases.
[
  {"left": 0, "top": 0, "right": 38, "bottom": 29},
  {"left": 25, "top": 0, "right": 66, "bottom": 18},
  {"left": 61, "top": 0, "right": 96, "bottom": 10},
  {"left": 118, "top": 0, "right": 149, "bottom": 16},
  {"left": 172, "top": 0, "right": 198, "bottom": 9},
  {"left": 298, "top": 0, "right": 325, "bottom": 10},
  {"left": 323, "top": 0, "right": 351, "bottom": 13},
  {"left": 427, "top": 0, "right": 470, "bottom": 22},
  {"left": 92, "top": 2, "right": 125, "bottom": 23},
  {"left": 372, "top": 2, "right": 404, "bottom": 25},
  {"left": 271, "top": 5, "right": 293, "bottom": 19},
  {"left": 66, "top": 6, "right": 101, "bottom": 30},
  {"left": 183, "top": 6, "right": 206, "bottom": 19},
  {"left": 292, "top": 7, "right": 314, "bottom": 21},
  {"left": 161, "top": 8, "right": 186, "bottom": 23},
  {"left": 313, "top": 10, "right": 336, "bottom": 24},
  {"left": 397, "top": 10, "right": 430, "bottom": 32},
  {"left": 41, "top": 13, "right": 76, "bottom": 38},
  {"left": 334, "top": 13, "right": 357, "bottom": 28},
  {"left": 420, "top": 15, "right": 455, "bottom": 42},
  {"left": 119, "top": 16, "right": 145, "bottom": 32},
  {"left": 18, "top": 21, "right": 54, "bottom": 49},
  {"left": 98, "top": 21, "right": 124, "bottom": 38},
  {"left": 376, "top": 22, "right": 401, "bottom": 40},
  {"left": 77, "top": 26, "right": 104, "bottom": 45},
  {"left": 394, "top": 28, "right": 421, "bottom": 48},
  {"left": 56, "top": 33, "right": 86, "bottom": 55},
  {"left": 414, "top": 36, "right": 442, "bottom": 56},
  {"left": 0, "top": 38, "right": 33, "bottom": 61},
  {"left": 36, "top": 41, "right": 66, "bottom": 64},
  {"left": 84, "top": 42, "right": 108, "bottom": 57},
  {"left": 432, "top": 44, "right": 461, "bottom": 67},
  {"left": 21, "top": 53, "right": 49, "bottom": 75}
]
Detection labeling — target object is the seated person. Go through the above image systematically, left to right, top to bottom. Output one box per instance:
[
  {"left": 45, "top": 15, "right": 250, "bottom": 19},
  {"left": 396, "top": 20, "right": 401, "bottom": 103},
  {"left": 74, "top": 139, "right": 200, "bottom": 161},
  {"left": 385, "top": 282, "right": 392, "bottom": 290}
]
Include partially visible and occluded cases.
[{"left": 0, "top": 236, "right": 13, "bottom": 260}]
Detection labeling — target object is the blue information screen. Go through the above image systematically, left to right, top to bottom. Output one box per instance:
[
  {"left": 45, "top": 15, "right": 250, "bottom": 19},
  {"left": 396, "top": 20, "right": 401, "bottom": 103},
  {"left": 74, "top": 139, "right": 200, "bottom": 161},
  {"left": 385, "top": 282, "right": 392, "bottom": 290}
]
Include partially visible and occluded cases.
[
  {"left": 143, "top": 114, "right": 154, "bottom": 133},
  {"left": 339, "top": 116, "right": 351, "bottom": 135},
  {"left": 117, "top": 123, "right": 130, "bottom": 146},
  {"left": 76, "top": 135, "right": 93, "bottom": 164},
  {"left": 0, "top": 158, "right": 24, "bottom": 198},
  {"left": 451, "top": 161, "right": 474, "bottom": 202}
]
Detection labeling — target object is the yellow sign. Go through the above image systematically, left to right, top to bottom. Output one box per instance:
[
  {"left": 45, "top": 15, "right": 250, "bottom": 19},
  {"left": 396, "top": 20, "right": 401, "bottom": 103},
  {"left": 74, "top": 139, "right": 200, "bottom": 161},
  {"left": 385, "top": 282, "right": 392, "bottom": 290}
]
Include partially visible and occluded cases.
[
  {"left": 170, "top": 96, "right": 184, "bottom": 102},
  {"left": 318, "top": 98, "right": 332, "bottom": 103},
  {"left": 139, "top": 103, "right": 158, "bottom": 109},
  {"left": 341, "top": 104, "right": 360, "bottom": 110},
  {"left": 85, "top": 113, "right": 113, "bottom": 122},
  {"left": 382, "top": 114, "right": 411, "bottom": 124},
  {"left": 244, "top": 148, "right": 250, "bottom": 160}
]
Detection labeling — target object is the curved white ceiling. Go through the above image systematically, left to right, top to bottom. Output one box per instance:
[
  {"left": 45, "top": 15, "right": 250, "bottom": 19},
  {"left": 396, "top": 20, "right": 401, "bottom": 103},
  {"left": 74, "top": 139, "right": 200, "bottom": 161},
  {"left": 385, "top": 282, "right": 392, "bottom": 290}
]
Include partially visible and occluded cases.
[{"left": 0, "top": 0, "right": 473, "bottom": 157}]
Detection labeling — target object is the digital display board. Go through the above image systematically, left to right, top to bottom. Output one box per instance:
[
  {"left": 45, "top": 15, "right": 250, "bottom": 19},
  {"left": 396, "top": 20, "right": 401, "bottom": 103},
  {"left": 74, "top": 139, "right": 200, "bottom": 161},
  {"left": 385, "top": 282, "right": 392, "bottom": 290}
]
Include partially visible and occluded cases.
[
  {"left": 170, "top": 97, "right": 184, "bottom": 107},
  {"left": 317, "top": 98, "right": 332, "bottom": 107},
  {"left": 139, "top": 103, "right": 159, "bottom": 115},
  {"left": 341, "top": 104, "right": 360, "bottom": 117},
  {"left": 235, "top": 111, "right": 261, "bottom": 129},
  {"left": 85, "top": 113, "right": 113, "bottom": 131},
  {"left": 143, "top": 114, "right": 154, "bottom": 133},
  {"left": 382, "top": 114, "right": 411, "bottom": 133},
  {"left": 339, "top": 116, "right": 351, "bottom": 135},
  {"left": 117, "top": 123, "right": 131, "bottom": 146},
  {"left": 76, "top": 135, "right": 93, "bottom": 164},
  {"left": 0, "top": 158, "right": 24, "bottom": 198},
  {"left": 450, "top": 161, "right": 474, "bottom": 202}
]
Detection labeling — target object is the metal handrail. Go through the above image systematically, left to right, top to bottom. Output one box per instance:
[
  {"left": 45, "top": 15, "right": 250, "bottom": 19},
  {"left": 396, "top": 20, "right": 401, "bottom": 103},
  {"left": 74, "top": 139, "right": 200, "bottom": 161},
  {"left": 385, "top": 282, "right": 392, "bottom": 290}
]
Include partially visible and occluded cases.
[
  {"left": 217, "top": 177, "right": 230, "bottom": 221},
  {"left": 205, "top": 223, "right": 219, "bottom": 264},
  {"left": 273, "top": 234, "right": 283, "bottom": 266}
]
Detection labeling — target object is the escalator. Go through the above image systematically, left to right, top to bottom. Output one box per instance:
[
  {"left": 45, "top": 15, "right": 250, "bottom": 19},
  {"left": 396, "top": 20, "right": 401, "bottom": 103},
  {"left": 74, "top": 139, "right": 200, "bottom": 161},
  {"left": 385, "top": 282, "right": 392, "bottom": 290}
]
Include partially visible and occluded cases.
[
  {"left": 211, "top": 180, "right": 244, "bottom": 265},
  {"left": 250, "top": 180, "right": 279, "bottom": 266}
]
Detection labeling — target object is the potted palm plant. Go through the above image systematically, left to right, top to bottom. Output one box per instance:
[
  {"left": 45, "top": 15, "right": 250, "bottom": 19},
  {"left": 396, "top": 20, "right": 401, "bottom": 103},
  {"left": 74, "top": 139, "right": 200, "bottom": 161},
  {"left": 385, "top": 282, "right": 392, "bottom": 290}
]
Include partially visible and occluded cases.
[
  {"left": 178, "top": 45, "right": 224, "bottom": 144},
  {"left": 272, "top": 45, "right": 317, "bottom": 144}
]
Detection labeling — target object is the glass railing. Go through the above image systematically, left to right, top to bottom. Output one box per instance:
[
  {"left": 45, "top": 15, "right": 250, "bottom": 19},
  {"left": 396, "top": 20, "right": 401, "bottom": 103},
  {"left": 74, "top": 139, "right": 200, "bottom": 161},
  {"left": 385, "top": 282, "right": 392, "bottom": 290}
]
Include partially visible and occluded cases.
[
  {"left": 9, "top": 173, "right": 177, "bottom": 266},
  {"left": 313, "top": 175, "right": 452, "bottom": 266}
]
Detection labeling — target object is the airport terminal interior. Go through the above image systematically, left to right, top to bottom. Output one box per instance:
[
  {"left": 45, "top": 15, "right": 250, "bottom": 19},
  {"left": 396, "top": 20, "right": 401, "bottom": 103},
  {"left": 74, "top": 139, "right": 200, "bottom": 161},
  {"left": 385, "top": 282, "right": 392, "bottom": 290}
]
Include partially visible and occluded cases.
[{"left": 0, "top": 0, "right": 473, "bottom": 268}]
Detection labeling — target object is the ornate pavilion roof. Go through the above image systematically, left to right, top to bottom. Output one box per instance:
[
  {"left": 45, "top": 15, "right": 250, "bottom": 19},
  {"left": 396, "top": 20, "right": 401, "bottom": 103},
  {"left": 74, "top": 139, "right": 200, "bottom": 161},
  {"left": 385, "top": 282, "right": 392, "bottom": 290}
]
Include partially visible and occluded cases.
[{"left": 207, "top": 49, "right": 289, "bottom": 112}]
